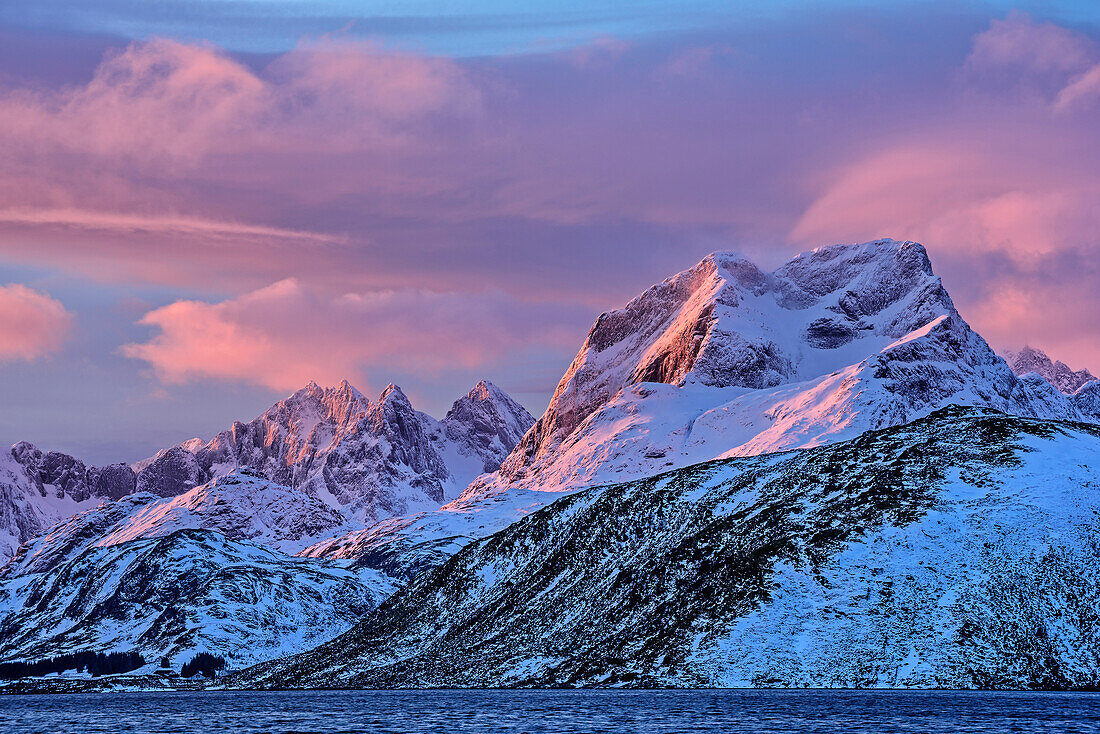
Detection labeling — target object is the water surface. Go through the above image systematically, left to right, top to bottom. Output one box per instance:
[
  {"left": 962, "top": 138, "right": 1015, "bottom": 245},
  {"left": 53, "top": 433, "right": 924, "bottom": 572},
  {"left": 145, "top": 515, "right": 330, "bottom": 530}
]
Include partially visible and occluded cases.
[{"left": 3, "top": 689, "right": 1100, "bottom": 733}]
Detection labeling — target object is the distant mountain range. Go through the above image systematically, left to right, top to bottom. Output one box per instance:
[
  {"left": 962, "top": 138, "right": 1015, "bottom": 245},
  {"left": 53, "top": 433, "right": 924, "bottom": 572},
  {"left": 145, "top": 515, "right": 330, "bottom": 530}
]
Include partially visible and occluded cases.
[
  {"left": 2, "top": 239, "right": 1099, "bottom": 688},
  {"left": 1004, "top": 345, "right": 1098, "bottom": 395}
]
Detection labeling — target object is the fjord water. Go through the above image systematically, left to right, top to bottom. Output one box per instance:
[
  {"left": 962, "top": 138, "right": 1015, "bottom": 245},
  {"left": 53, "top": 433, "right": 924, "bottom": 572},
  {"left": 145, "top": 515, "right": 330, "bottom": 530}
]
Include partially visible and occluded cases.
[{"left": 3, "top": 690, "right": 1100, "bottom": 733}]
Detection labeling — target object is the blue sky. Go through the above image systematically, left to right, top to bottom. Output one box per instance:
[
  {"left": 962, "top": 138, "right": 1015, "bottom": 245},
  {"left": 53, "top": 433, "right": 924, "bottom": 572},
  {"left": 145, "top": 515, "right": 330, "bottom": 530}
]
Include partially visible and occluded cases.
[{"left": 2, "top": 1, "right": 1097, "bottom": 55}]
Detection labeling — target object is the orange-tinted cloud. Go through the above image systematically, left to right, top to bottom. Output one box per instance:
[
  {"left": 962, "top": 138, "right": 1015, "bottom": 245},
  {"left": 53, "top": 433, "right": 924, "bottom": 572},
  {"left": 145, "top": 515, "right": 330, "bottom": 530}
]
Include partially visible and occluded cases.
[
  {"left": 122, "top": 279, "right": 581, "bottom": 391},
  {"left": 0, "top": 283, "right": 73, "bottom": 361}
]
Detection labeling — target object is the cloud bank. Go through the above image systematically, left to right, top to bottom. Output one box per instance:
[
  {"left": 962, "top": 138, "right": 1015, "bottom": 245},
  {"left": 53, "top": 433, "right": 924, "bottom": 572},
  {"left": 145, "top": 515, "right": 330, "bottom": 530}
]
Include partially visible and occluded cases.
[{"left": 1, "top": 7, "right": 1099, "bottom": 397}]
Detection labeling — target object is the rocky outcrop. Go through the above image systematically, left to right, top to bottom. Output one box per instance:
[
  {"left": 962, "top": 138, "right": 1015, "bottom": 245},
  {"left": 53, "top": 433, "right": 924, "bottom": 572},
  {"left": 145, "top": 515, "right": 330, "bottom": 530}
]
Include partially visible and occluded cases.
[
  {"left": 10, "top": 443, "right": 136, "bottom": 503},
  {"left": 0, "top": 444, "right": 139, "bottom": 558}
]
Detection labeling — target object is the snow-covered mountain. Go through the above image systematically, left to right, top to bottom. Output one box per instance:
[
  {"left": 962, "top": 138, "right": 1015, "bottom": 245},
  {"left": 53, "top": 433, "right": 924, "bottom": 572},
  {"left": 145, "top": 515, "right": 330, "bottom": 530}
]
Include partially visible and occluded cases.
[
  {"left": 305, "top": 239, "right": 1089, "bottom": 576},
  {"left": 487, "top": 239, "right": 1081, "bottom": 492},
  {"left": 1005, "top": 346, "right": 1097, "bottom": 395},
  {"left": 0, "top": 380, "right": 531, "bottom": 674},
  {"left": 134, "top": 380, "right": 533, "bottom": 523},
  {"left": 239, "top": 407, "right": 1100, "bottom": 689},
  {"left": 0, "top": 445, "right": 137, "bottom": 558},
  {"left": 1, "top": 469, "right": 352, "bottom": 577},
  {"left": 0, "top": 529, "right": 396, "bottom": 671}
]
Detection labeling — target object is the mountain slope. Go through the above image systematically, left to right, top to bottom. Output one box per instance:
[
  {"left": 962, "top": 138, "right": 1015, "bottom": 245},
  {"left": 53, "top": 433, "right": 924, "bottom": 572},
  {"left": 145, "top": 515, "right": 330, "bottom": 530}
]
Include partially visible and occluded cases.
[
  {"left": 490, "top": 240, "right": 1080, "bottom": 492},
  {"left": 240, "top": 407, "right": 1100, "bottom": 690},
  {"left": 0, "top": 445, "right": 137, "bottom": 558},
  {"left": 1, "top": 469, "right": 350, "bottom": 577},
  {"left": 0, "top": 529, "right": 396, "bottom": 671}
]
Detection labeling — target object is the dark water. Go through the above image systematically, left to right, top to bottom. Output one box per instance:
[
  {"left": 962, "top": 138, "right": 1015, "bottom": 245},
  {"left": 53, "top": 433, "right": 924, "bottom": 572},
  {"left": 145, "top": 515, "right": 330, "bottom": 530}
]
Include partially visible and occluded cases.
[{"left": 3, "top": 689, "right": 1100, "bottom": 733}]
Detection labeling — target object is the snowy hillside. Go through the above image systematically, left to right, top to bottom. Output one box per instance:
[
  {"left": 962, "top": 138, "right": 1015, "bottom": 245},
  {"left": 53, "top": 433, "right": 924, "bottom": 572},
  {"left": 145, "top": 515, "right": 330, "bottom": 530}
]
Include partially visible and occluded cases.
[
  {"left": 306, "top": 240, "right": 1090, "bottom": 575},
  {"left": 135, "top": 380, "right": 533, "bottom": 523},
  {"left": 240, "top": 407, "right": 1100, "bottom": 689},
  {"left": 1, "top": 469, "right": 351, "bottom": 577},
  {"left": 0, "top": 529, "right": 396, "bottom": 670}
]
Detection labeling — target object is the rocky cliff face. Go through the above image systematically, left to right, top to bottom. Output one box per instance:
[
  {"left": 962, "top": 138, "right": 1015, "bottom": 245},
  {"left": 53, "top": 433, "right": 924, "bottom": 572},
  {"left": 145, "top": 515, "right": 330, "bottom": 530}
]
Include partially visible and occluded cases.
[
  {"left": 1005, "top": 346, "right": 1097, "bottom": 395},
  {"left": 134, "top": 379, "right": 534, "bottom": 523},
  {"left": 240, "top": 407, "right": 1100, "bottom": 690},
  {"left": 0, "top": 445, "right": 138, "bottom": 558}
]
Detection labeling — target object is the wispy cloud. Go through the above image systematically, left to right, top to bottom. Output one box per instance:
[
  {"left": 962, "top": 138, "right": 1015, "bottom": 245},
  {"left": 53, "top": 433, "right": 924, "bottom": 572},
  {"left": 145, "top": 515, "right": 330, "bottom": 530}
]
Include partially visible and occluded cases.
[{"left": 0, "top": 208, "right": 343, "bottom": 242}]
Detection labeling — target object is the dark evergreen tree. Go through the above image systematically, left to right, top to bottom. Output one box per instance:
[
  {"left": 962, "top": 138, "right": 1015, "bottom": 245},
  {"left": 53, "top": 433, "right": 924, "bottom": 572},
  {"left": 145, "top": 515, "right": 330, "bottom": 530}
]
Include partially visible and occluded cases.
[
  {"left": 0, "top": 650, "right": 144, "bottom": 679},
  {"left": 180, "top": 652, "right": 226, "bottom": 679}
]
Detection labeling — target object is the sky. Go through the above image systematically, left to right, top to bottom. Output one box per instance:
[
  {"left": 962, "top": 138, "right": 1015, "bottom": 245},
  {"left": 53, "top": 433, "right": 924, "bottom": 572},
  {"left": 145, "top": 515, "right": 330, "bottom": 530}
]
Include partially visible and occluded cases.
[{"left": 0, "top": 1, "right": 1099, "bottom": 463}]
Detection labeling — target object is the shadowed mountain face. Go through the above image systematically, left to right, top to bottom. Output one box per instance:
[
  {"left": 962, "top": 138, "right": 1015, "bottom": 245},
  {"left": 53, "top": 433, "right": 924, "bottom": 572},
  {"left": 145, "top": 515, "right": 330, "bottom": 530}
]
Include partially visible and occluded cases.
[
  {"left": 239, "top": 407, "right": 1100, "bottom": 690},
  {"left": 0, "top": 529, "right": 396, "bottom": 670}
]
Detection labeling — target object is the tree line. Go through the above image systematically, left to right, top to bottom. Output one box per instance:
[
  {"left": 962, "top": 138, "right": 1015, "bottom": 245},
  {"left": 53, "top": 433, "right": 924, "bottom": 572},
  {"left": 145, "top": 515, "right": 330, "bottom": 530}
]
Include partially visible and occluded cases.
[
  {"left": 0, "top": 651, "right": 145, "bottom": 679},
  {"left": 180, "top": 652, "right": 227, "bottom": 679}
]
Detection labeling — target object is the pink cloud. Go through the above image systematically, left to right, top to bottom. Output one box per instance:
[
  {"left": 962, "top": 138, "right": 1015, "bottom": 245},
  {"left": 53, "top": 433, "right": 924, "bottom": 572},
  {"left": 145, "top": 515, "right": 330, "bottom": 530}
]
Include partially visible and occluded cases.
[
  {"left": 966, "top": 11, "right": 1095, "bottom": 75},
  {"left": 0, "top": 12, "right": 1098, "bottom": 378},
  {"left": 0, "top": 207, "right": 341, "bottom": 242},
  {"left": 122, "top": 279, "right": 580, "bottom": 391},
  {"left": 0, "top": 283, "right": 73, "bottom": 362}
]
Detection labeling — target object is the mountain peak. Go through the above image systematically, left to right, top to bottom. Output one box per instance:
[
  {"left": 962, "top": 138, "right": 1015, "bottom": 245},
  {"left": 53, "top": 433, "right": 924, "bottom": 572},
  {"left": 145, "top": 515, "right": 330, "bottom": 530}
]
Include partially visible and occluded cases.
[
  {"left": 498, "top": 239, "right": 958, "bottom": 479},
  {"left": 1005, "top": 346, "right": 1097, "bottom": 395},
  {"left": 464, "top": 379, "right": 506, "bottom": 403},
  {"left": 377, "top": 383, "right": 410, "bottom": 406}
]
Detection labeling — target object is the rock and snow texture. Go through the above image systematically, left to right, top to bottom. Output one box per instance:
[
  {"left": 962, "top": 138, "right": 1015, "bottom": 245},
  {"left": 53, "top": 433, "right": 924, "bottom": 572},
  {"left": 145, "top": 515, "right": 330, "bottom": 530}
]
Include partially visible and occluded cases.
[
  {"left": 310, "top": 239, "right": 1090, "bottom": 575},
  {"left": 489, "top": 239, "right": 1085, "bottom": 493},
  {"left": 1004, "top": 346, "right": 1100, "bottom": 420},
  {"left": 1005, "top": 346, "right": 1097, "bottom": 395},
  {"left": 134, "top": 379, "right": 533, "bottom": 523},
  {"left": 240, "top": 407, "right": 1100, "bottom": 690},
  {"left": 0, "top": 445, "right": 137, "bottom": 558},
  {"left": 1, "top": 469, "right": 351, "bottom": 577},
  {"left": 0, "top": 529, "right": 396, "bottom": 670}
]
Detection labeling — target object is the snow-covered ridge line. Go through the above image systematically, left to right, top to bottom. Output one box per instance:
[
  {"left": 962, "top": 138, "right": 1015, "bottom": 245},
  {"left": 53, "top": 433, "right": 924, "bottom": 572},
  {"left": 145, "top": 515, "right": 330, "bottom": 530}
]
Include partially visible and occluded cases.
[
  {"left": 321, "top": 239, "right": 1094, "bottom": 581},
  {"left": 1, "top": 378, "right": 534, "bottom": 559},
  {"left": 134, "top": 378, "right": 534, "bottom": 523}
]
